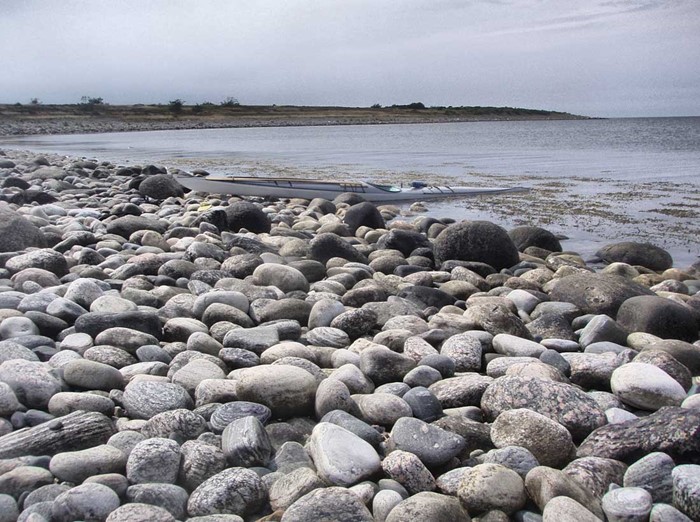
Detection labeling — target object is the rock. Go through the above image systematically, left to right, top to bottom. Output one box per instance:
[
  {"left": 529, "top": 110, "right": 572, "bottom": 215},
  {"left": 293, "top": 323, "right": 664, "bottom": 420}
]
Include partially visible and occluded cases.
[
  {"left": 139, "top": 174, "right": 185, "bottom": 199},
  {"left": 224, "top": 201, "right": 271, "bottom": 233},
  {"left": 343, "top": 201, "right": 385, "bottom": 233},
  {"left": 0, "top": 203, "right": 46, "bottom": 252},
  {"left": 106, "top": 215, "right": 166, "bottom": 238},
  {"left": 434, "top": 220, "right": 520, "bottom": 270},
  {"left": 509, "top": 225, "right": 562, "bottom": 253},
  {"left": 377, "top": 229, "right": 432, "bottom": 257},
  {"left": 309, "top": 233, "right": 368, "bottom": 264},
  {"left": 596, "top": 241, "right": 673, "bottom": 271},
  {"left": 5, "top": 248, "right": 67, "bottom": 276},
  {"left": 252, "top": 264, "right": 309, "bottom": 293},
  {"left": 548, "top": 273, "right": 654, "bottom": 318},
  {"left": 617, "top": 296, "right": 699, "bottom": 342},
  {"left": 463, "top": 303, "right": 532, "bottom": 338},
  {"left": 330, "top": 308, "right": 377, "bottom": 339},
  {"left": 75, "top": 310, "right": 162, "bottom": 340},
  {"left": 578, "top": 315, "right": 629, "bottom": 347},
  {"left": 440, "top": 332, "right": 484, "bottom": 372},
  {"left": 493, "top": 334, "right": 545, "bottom": 357},
  {"left": 645, "top": 339, "right": 700, "bottom": 374},
  {"left": 359, "top": 345, "right": 416, "bottom": 385},
  {"left": 633, "top": 349, "right": 692, "bottom": 392},
  {"left": 0, "top": 359, "right": 62, "bottom": 409},
  {"left": 63, "top": 359, "right": 125, "bottom": 391},
  {"left": 611, "top": 362, "right": 687, "bottom": 410},
  {"left": 234, "top": 365, "right": 317, "bottom": 418},
  {"left": 429, "top": 374, "right": 493, "bottom": 408},
  {"left": 481, "top": 375, "right": 606, "bottom": 441},
  {"left": 314, "top": 378, "right": 355, "bottom": 418},
  {"left": 122, "top": 380, "right": 193, "bottom": 419},
  {"left": 354, "top": 393, "right": 412, "bottom": 427},
  {"left": 210, "top": 402, "right": 271, "bottom": 433},
  {"left": 577, "top": 407, "right": 700, "bottom": 464},
  {"left": 490, "top": 408, "right": 575, "bottom": 468},
  {"left": 141, "top": 409, "right": 207, "bottom": 440},
  {"left": 321, "top": 409, "right": 383, "bottom": 448},
  {"left": 222, "top": 416, "right": 273, "bottom": 467},
  {"left": 390, "top": 417, "right": 466, "bottom": 468},
  {"left": 307, "top": 422, "right": 381, "bottom": 486},
  {"left": 126, "top": 438, "right": 181, "bottom": 484},
  {"left": 178, "top": 440, "right": 227, "bottom": 491},
  {"left": 49, "top": 444, "right": 126, "bottom": 483},
  {"left": 482, "top": 446, "right": 540, "bottom": 479},
  {"left": 381, "top": 450, "right": 436, "bottom": 494},
  {"left": 623, "top": 451, "right": 675, "bottom": 503},
  {"left": 562, "top": 456, "right": 627, "bottom": 500},
  {"left": 458, "top": 463, "right": 527, "bottom": 515},
  {"left": 672, "top": 464, "right": 700, "bottom": 521},
  {"left": 0, "top": 465, "right": 54, "bottom": 499},
  {"left": 525, "top": 465, "right": 604, "bottom": 519},
  {"left": 187, "top": 467, "right": 266, "bottom": 517},
  {"left": 268, "top": 467, "right": 324, "bottom": 511},
  {"left": 51, "top": 483, "right": 121, "bottom": 522},
  {"left": 125, "top": 483, "right": 188, "bottom": 519},
  {"left": 281, "top": 486, "right": 373, "bottom": 522},
  {"left": 602, "top": 486, "right": 653, "bottom": 522},
  {"left": 373, "top": 489, "right": 404, "bottom": 522},
  {"left": 385, "top": 491, "right": 470, "bottom": 522},
  {"left": 0, "top": 494, "right": 18, "bottom": 522},
  {"left": 542, "top": 496, "right": 603, "bottom": 522},
  {"left": 106, "top": 503, "right": 177, "bottom": 522},
  {"left": 649, "top": 504, "right": 693, "bottom": 522}
]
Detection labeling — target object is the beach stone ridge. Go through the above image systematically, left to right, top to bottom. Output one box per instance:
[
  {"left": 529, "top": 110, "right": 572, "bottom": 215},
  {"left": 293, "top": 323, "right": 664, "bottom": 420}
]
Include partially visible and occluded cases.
[{"left": 0, "top": 148, "right": 698, "bottom": 521}]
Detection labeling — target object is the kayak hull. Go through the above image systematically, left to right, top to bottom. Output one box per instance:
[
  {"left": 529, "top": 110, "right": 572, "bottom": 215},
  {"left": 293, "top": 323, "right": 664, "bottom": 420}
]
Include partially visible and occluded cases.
[{"left": 175, "top": 175, "right": 526, "bottom": 202}]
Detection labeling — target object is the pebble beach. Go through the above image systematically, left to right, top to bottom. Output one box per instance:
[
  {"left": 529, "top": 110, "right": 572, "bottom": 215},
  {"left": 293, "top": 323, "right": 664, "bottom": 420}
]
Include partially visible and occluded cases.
[{"left": 0, "top": 145, "right": 699, "bottom": 522}]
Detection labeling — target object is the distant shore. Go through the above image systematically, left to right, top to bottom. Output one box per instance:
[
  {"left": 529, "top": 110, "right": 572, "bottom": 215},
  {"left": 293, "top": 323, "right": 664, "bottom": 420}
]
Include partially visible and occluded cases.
[{"left": 0, "top": 103, "right": 587, "bottom": 136}]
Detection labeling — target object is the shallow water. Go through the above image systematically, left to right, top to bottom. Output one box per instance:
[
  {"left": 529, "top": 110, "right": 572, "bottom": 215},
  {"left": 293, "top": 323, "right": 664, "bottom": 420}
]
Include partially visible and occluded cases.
[{"left": 2, "top": 117, "right": 699, "bottom": 266}]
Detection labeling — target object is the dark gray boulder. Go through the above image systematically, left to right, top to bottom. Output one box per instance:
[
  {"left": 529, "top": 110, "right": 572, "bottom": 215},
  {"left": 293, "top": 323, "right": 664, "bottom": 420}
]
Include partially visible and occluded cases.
[
  {"left": 138, "top": 174, "right": 185, "bottom": 200},
  {"left": 225, "top": 201, "right": 271, "bottom": 233},
  {"left": 343, "top": 201, "right": 385, "bottom": 234},
  {"left": 0, "top": 203, "right": 46, "bottom": 252},
  {"left": 106, "top": 215, "right": 166, "bottom": 238},
  {"left": 434, "top": 220, "right": 520, "bottom": 271},
  {"left": 509, "top": 225, "right": 562, "bottom": 252},
  {"left": 377, "top": 229, "right": 432, "bottom": 257},
  {"left": 309, "top": 233, "right": 368, "bottom": 264},
  {"left": 596, "top": 241, "right": 673, "bottom": 271},
  {"left": 549, "top": 273, "right": 655, "bottom": 318},
  {"left": 617, "top": 295, "right": 699, "bottom": 342},
  {"left": 481, "top": 375, "right": 607, "bottom": 442},
  {"left": 577, "top": 407, "right": 700, "bottom": 464},
  {"left": 282, "top": 486, "right": 373, "bottom": 521}
]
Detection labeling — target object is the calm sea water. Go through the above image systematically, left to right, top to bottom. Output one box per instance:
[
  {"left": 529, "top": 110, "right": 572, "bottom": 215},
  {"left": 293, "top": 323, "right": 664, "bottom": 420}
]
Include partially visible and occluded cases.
[{"left": 2, "top": 117, "right": 699, "bottom": 266}]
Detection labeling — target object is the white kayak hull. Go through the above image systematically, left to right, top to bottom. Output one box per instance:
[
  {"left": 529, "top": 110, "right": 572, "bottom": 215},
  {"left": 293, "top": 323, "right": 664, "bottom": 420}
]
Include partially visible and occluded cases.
[{"left": 175, "top": 175, "right": 526, "bottom": 202}]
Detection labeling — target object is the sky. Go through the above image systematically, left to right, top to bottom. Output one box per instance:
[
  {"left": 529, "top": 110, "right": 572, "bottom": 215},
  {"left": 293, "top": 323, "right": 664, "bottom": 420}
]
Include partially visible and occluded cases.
[{"left": 1, "top": 0, "right": 699, "bottom": 117}]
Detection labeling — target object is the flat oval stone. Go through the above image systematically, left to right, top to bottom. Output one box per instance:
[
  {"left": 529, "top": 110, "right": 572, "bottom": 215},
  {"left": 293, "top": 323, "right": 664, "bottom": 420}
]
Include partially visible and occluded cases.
[
  {"left": 611, "top": 362, "right": 687, "bottom": 411},
  {"left": 235, "top": 365, "right": 317, "bottom": 419},
  {"left": 122, "top": 381, "right": 193, "bottom": 420}
]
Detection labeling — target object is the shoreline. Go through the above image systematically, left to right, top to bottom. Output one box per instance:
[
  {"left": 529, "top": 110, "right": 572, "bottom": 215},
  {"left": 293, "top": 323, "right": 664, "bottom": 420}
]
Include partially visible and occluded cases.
[{"left": 0, "top": 104, "right": 587, "bottom": 137}]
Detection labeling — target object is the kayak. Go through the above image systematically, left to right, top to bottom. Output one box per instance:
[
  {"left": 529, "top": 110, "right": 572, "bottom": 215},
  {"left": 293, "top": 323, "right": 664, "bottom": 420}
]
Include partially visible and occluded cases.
[{"left": 174, "top": 174, "right": 527, "bottom": 202}]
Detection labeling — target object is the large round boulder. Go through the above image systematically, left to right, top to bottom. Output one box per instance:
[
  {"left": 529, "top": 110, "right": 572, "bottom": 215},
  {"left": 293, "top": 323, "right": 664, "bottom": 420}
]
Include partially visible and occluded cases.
[
  {"left": 138, "top": 174, "right": 185, "bottom": 199},
  {"left": 224, "top": 201, "right": 271, "bottom": 233},
  {"left": 343, "top": 201, "right": 385, "bottom": 234},
  {"left": 0, "top": 203, "right": 46, "bottom": 252},
  {"left": 106, "top": 215, "right": 166, "bottom": 238},
  {"left": 434, "top": 221, "right": 520, "bottom": 271},
  {"left": 508, "top": 225, "right": 562, "bottom": 252},
  {"left": 376, "top": 229, "right": 432, "bottom": 257},
  {"left": 309, "top": 233, "right": 368, "bottom": 264},
  {"left": 596, "top": 242, "right": 673, "bottom": 271},
  {"left": 549, "top": 273, "right": 654, "bottom": 318},
  {"left": 617, "top": 295, "right": 699, "bottom": 342}
]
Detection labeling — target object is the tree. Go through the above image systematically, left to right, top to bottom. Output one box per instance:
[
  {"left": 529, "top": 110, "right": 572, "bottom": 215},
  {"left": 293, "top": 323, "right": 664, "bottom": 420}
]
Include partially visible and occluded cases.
[
  {"left": 80, "top": 96, "right": 104, "bottom": 105},
  {"left": 221, "top": 97, "right": 240, "bottom": 107},
  {"left": 30, "top": 98, "right": 41, "bottom": 105},
  {"left": 169, "top": 99, "right": 184, "bottom": 115}
]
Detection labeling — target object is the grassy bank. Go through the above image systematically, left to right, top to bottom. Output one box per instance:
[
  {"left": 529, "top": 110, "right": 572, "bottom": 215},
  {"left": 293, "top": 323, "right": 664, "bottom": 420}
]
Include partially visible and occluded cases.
[{"left": 0, "top": 102, "right": 587, "bottom": 136}]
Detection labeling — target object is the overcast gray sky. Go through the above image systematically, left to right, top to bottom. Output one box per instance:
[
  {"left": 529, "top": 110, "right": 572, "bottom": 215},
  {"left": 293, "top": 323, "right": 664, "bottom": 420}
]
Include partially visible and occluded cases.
[{"left": 1, "top": 0, "right": 699, "bottom": 117}]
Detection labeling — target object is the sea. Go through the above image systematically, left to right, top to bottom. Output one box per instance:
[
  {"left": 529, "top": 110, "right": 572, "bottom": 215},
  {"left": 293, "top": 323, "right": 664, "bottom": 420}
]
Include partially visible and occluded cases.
[{"left": 1, "top": 117, "right": 699, "bottom": 267}]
